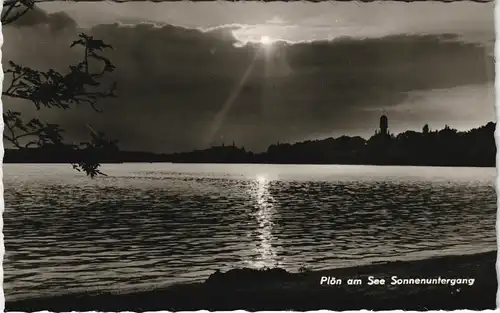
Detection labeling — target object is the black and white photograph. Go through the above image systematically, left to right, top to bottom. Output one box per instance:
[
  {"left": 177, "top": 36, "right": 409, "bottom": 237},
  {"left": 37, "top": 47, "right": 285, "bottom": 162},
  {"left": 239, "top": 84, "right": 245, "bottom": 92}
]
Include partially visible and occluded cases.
[{"left": 1, "top": 0, "right": 497, "bottom": 311}]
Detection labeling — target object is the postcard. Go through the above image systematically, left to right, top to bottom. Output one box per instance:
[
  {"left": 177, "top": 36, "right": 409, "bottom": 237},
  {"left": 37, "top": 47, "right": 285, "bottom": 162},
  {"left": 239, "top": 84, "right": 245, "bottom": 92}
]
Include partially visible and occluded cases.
[{"left": 2, "top": 0, "right": 496, "bottom": 311}]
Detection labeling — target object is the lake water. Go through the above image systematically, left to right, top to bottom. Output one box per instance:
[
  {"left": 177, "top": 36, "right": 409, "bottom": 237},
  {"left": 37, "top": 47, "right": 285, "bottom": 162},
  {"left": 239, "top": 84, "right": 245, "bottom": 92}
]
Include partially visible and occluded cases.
[{"left": 3, "top": 163, "right": 497, "bottom": 300}]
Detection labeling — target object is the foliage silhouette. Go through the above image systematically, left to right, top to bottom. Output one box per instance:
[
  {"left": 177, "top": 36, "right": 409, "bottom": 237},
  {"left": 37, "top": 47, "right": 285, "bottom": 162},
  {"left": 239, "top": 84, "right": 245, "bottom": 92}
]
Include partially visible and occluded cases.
[
  {"left": 1, "top": 0, "right": 35, "bottom": 25},
  {"left": 2, "top": 3, "right": 118, "bottom": 178}
]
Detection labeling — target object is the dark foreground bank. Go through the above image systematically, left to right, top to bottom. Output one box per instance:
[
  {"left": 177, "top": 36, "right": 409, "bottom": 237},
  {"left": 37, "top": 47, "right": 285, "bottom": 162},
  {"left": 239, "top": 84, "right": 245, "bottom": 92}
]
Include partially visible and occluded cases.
[{"left": 7, "top": 251, "right": 497, "bottom": 312}]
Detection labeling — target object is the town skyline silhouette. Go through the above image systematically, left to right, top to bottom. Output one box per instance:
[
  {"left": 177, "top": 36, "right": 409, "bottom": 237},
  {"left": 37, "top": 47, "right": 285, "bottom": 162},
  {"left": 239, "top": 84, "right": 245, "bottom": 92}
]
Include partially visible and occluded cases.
[{"left": 4, "top": 116, "right": 496, "bottom": 168}]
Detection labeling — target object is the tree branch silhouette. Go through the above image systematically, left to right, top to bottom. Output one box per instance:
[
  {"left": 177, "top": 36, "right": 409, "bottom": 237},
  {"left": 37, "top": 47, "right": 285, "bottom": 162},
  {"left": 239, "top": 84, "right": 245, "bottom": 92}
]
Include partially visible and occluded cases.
[
  {"left": 1, "top": 0, "right": 35, "bottom": 25},
  {"left": 3, "top": 5, "right": 119, "bottom": 178}
]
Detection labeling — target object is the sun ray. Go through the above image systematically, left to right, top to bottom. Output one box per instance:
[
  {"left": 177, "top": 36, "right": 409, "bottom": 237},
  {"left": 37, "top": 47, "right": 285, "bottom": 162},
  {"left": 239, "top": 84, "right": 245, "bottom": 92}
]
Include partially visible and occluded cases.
[{"left": 205, "top": 50, "right": 260, "bottom": 146}]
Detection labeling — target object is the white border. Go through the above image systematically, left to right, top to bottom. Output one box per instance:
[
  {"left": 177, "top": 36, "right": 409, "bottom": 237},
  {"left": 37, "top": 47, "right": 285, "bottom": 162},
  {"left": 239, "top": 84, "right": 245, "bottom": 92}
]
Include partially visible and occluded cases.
[
  {"left": 1, "top": 0, "right": 6, "bottom": 310},
  {"left": 495, "top": 0, "right": 500, "bottom": 309}
]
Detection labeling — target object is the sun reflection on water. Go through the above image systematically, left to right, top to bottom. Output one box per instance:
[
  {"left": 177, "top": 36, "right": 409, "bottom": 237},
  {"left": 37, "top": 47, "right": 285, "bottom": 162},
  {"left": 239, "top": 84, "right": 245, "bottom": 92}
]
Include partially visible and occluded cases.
[{"left": 249, "top": 174, "right": 279, "bottom": 268}]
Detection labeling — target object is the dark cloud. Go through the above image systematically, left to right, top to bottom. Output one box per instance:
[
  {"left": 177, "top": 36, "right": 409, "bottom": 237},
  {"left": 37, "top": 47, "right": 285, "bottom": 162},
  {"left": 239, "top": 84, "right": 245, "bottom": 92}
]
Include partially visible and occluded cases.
[
  {"left": 7, "top": 6, "right": 77, "bottom": 30},
  {"left": 2, "top": 9, "right": 494, "bottom": 153}
]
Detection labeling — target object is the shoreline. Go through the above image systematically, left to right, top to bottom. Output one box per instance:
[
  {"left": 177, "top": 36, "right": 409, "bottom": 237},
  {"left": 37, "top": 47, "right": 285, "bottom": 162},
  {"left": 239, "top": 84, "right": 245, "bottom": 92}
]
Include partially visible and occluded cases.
[{"left": 6, "top": 250, "right": 497, "bottom": 311}]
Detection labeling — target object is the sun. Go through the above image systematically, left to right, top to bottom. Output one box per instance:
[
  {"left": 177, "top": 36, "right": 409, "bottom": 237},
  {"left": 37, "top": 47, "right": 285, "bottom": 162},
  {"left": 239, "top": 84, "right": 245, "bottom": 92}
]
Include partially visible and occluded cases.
[{"left": 260, "top": 36, "right": 272, "bottom": 45}]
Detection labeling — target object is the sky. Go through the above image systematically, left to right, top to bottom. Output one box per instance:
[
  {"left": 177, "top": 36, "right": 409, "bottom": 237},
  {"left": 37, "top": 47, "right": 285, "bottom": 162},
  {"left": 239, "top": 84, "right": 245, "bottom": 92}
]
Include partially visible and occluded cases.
[{"left": 2, "top": 1, "right": 495, "bottom": 153}]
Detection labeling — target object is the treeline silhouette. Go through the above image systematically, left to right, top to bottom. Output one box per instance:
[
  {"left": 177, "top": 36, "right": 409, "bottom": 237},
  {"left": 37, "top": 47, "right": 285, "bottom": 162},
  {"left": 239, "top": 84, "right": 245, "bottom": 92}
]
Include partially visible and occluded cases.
[{"left": 4, "top": 122, "right": 496, "bottom": 167}]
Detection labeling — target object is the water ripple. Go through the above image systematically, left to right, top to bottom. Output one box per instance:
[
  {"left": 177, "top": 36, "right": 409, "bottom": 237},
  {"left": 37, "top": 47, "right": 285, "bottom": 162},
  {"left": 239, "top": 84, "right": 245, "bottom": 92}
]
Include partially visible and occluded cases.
[{"left": 3, "top": 163, "right": 496, "bottom": 301}]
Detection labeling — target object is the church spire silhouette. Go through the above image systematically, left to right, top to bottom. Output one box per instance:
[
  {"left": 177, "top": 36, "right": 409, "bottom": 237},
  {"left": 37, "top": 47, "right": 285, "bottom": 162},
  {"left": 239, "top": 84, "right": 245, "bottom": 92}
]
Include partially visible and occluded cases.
[{"left": 379, "top": 113, "right": 388, "bottom": 136}]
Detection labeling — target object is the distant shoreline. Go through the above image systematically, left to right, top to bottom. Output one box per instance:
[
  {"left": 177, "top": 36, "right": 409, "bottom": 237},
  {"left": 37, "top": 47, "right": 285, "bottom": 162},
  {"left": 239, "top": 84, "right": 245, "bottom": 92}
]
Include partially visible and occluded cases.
[
  {"left": 3, "top": 120, "right": 496, "bottom": 168},
  {"left": 2, "top": 161, "right": 496, "bottom": 168},
  {"left": 6, "top": 250, "right": 497, "bottom": 311}
]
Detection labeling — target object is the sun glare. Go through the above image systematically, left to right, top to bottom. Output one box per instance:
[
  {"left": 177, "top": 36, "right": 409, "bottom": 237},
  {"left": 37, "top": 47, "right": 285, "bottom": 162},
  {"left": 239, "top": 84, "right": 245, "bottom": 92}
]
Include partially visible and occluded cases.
[
  {"left": 260, "top": 36, "right": 272, "bottom": 45},
  {"left": 256, "top": 174, "right": 268, "bottom": 184}
]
